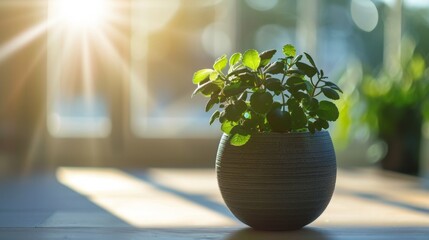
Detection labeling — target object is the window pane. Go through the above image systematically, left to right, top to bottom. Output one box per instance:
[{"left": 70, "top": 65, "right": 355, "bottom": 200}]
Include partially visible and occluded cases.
[
  {"left": 47, "top": 0, "right": 113, "bottom": 138},
  {"left": 130, "top": 0, "right": 235, "bottom": 138}
]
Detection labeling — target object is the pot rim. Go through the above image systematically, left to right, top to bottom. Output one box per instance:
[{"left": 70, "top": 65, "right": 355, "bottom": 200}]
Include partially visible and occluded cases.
[{"left": 224, "top": 130, "right": 329, "bottom": 137}]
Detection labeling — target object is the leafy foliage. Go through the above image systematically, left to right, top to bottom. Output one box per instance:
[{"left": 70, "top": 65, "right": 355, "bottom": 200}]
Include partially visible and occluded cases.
[
  {"left": 192, "top": 44, "right": 342, "bottom": 146},
  {"left": 359, "top": 54, "right": 429, "bottom": 136}
]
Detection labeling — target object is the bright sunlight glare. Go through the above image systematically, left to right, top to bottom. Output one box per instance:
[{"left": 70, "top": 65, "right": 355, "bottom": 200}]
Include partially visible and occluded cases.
[{"left": 53, "top": 0, "right": 109, "bottom": 28}]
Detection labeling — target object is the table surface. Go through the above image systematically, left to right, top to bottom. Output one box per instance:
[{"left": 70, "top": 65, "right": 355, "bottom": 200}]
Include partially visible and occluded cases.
[{"left": 1, "top": 167, "right": 429, "bottom": 240}]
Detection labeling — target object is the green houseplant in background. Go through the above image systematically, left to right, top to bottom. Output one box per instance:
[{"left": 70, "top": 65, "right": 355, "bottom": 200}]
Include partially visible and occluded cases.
[
  {"left": 354, "top": 41, "right": 429, "bottom": 175},
  {"left": 192, "top": 44, "right": 342, "bottom": 230}
]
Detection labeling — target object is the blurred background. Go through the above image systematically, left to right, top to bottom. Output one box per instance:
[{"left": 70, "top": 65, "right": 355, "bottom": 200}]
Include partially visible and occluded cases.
[{"left": 0, "top": 0, "right": 429, "bottom": 176}]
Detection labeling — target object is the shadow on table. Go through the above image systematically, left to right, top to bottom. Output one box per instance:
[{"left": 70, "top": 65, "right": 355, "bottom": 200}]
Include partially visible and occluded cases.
[
  {"left": 0, "top": 172, "right": 130, "bottom": 228},
  {"left": 336, "top": 187, "right": 429, "bottom": 216},
  {"left": 224, "top": 226, "right": 429, "bottom": 240},
  {"left": 225, "top": 227, "right": 328, "bottom": 240}
]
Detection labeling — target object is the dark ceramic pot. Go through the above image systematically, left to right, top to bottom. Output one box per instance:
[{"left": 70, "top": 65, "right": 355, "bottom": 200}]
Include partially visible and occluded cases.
[{"left": 216, "top": 131, "right": 336, "bottom": 231}]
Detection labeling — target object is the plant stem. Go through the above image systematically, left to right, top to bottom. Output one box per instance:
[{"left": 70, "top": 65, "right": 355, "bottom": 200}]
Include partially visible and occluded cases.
[
  {"left": 259, "top": 68, "right": 265, "bottom": 80},
  {"left": 220, "top": 72, "right": 227, "bottom": 81},
  {"left": 281, "top": 73, "right": 287, "bottom": 84},
  {"left": 310, "top": 76, "right": 315, "bottom": 86},
  {"left": 311, "top": 76, "right": 322, "bottom": 97},
  {"left": 313, "top": 90, "right": 323, "bottom": 97},
  {"left": 281, "top": 93, "right": 286, "bottom": 111}
]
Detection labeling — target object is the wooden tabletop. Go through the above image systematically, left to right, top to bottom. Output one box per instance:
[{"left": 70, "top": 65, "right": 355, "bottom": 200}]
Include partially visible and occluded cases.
[{"left": 0, "top": 167, "right": 429, "bottom": 239}]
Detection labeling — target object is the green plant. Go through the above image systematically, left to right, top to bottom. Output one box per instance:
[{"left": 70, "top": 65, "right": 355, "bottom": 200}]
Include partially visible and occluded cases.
[
  {"left": 333, "top": 38, "right": 429, "bottom": 174},
  {"left": 335, "top": 38, "right": 429, "bottom": 142},
  {"left": 192, "top": 44, "right": 342, "bottom": 146},
  {"left": 359, "top": 55, "right": 429, "bottom": 135}
]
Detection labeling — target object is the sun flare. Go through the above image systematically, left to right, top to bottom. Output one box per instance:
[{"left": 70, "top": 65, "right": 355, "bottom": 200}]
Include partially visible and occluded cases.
[{"left": 52, "top": 0, "right": 109, "bottom": 28}]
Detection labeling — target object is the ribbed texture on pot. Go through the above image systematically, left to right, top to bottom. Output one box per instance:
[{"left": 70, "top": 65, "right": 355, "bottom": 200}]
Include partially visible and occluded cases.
[{"left": 216, "top": 131, "right": 336, "bottom": 231}]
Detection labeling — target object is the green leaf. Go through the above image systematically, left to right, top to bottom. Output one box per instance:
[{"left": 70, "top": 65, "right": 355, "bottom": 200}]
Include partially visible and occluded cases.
[
  {"left": 282, "top": 44, "right": 296, "bottom": 57},
  {"left": 243, "top": 49, "right": 261, "bottom": 71},
  {"left": 259, "top": 49, "right": 277, "bottom": 66},
  {"left": 304, "top": 52, "right": 317, "bottom": 69},
  {"left": 229, "top": 53, "right": 242, "bottom": 67},
  {"left": 213, "top": 54, "right": 228, "bottom": 72},
  {"left": 292, "top": 54, "right": 303, "bottom": 64},
  {"left": 263, "top": 60, "right": 284, "bottom": 74},
  {"left": 296, "top": 62, "right": 317, "bottom": 78},
  {"left": 227, "top": 68, "right": 249, "bottom": 78},
  {"left": 192, "top": 69, "right": 213, "bottom": 84},
  {"left": 286, "top": 69, "right": 305, "bottom": 75},
  {"left": 209, "top": 71, "right": 219, "bottom": 81},
  {"left": 238, "top": 72, "right": 257, "bottom": 85},
  {"left": 286, "top": 76, "right": 305, "bottom": 86},
  {"left": 286, "top": 77, "right": 306, "bottom": 92},
  {"left": 265, "top": 78, "right": 284, "bottom": 92},
  {"left": 304, "top": 80, "right": 314, "bottom": 93},
  {"left": 192, "top": 81, "right": 219, "bottom": 97},
  {"left": 324, "top": 81, "right": 343, "bottom": 93},
  {"left": 223, "top": 82, "right": 247, "bottom": 97},
  {"left": 201, "top": 84, "right": 221, "bottom": 97},
  {"left": 321, "top": 87, "right": 340, "bottom": 100},
  {"left": 250, "top": 92, "right": 273, "bottom": 114},
  {"left": 294, "top": 92, "right": 309, "bottom": 102},
  {"left": 205, "top": 97, "right": 218, "bottom": 112},
  {"left": 302, "top": 97, "right": 319, "bottom": 112},
  {"left": 287, "top": 98, "right": 299, "bottom": 110},
  {"left": 225, "top": 100, "right": 248, "bottom": 122},
  {"left": 235, "top": 100, "right": 248, "bottom": 115},
  {"left": 271, "top": 101, "right": 282, "bottom": 110},
  {"left": 317, "top": 101, "right": 339, "bottom": 121},
  {"left": 224, "top": 105, "right": 242, "bottom": 122},
  {"left": 290, "top": 107, "right": 307, "bottom": 129},
  {"left": 267, "top": 108, "right": 292, "bottom": 132},
  {"left": 209, "top": 110, "right": 220, "bottom": 125},
  {"left": 219, "top": 111, "right": 226, "bottom": 123},
  {"left": 252, "top": 112, "right": 267, "bottom": 130},
  {"left": 243, "top": 117, "right": 258, "bottom": 130},
  {"left": 315, "top": 118, "right": 329, "bottom": 130},
  {"left": 221, "top": 120, "right": 236, "bottom": 134},
  {"left": 313, "top": 120, "right": 322, "bottom": 131},
  {"left": 322, "top": 120, "right": 329, "bottom": 129},
  {"left": 308, "top": 121, "right": 316, "bottom": 133},
  {"left": 230, "top": 126, "right": 251, "bottom": 146},
  {"left": 230, "top": 133, "right": 251, "bottom": 146}
]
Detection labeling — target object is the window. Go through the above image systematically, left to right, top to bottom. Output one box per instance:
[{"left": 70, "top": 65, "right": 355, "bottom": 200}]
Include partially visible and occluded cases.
[
  {"left": 47, "top": 0, "right": 114, "bottom": 138},
  {"left": 130, "top": 0, "right": 236, "bottom": 138}
]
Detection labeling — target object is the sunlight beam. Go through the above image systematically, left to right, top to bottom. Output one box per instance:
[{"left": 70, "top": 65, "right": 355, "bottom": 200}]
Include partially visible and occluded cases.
[
  {"left": 0, "top": 21, "right": 51, "bottom": 63},
  {"left": 81, "top": 33, "right": 95, "bottom": 106},
  {"left": 5, "top": 44, "right": 46, "bottom": 109},
  {"left": 56, "top": 167, "right": 237, "bottom": 227}
]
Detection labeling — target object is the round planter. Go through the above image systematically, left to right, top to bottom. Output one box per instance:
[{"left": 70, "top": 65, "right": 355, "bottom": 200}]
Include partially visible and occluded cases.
[{"left": 216, "top": 131, "right": 336, "bottom": 231}]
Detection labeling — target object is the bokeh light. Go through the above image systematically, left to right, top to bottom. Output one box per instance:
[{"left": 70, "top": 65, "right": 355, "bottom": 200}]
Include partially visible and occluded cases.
[
  {"left": 245, "top": 0, "right": 278, "bottom": 11},
  {"left": 351, "top": 0, "right": 379, "bottom": 32},
  {"left": 201, "top": 23, "right": 232, "bottom": 58},
  {"left": 254, "top": 24, "right": 292, "bottom": 51}
]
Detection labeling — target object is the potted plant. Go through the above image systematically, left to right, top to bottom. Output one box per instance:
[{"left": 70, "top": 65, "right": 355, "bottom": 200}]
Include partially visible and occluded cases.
[
  {"left": 351, "top": 43, "right": 429, "bottom": 175},
  {"left": 192, "top": 44, "right": 342, "bottom": 230}
]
